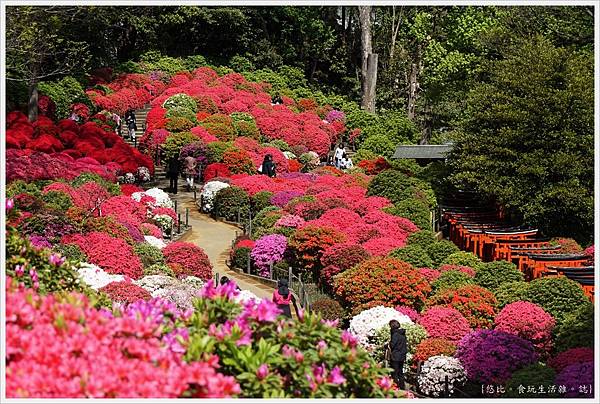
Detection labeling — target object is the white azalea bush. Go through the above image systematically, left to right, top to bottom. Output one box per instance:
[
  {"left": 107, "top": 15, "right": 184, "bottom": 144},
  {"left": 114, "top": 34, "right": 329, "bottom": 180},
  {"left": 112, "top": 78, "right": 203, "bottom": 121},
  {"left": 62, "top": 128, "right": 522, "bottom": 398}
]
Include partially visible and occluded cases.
[
  {"left": 283, "top": 151, "right": 296, "bottom": 160},
  {"left": 136, "top": 166, "right": 151, "bottom": 182},
  {"left": 200, "top": 180, "right": 229, "bottom": 212},
  {"left": 132, "top": 187, "right": 174, "bottom": 209},
  {"left": 154, "top": 214, "right": 174, "bottom": 232},
  {"left": 144, "top": 235, "right": 166, "bottom": 249},
  {"left": 77, "top": 262, "right": 124, "bottom": 290},
  {"left": 133, "top": 275, "right": 205, "bottom": 309},
  {"left": 234, "top": 289, "right": 260, "bottom": 304},
  {"left": 349, "top": 306, "right": 413, "bottom": 350},
  {"left": 417, "top": 355, "right": 467, "bottom": 397}
]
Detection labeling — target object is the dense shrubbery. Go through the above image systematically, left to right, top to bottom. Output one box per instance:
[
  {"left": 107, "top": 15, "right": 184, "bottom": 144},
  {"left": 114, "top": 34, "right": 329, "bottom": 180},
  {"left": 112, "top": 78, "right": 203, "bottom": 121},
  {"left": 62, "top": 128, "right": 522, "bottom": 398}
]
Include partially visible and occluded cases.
[
  {"left": 214, "top": 186, "right": 250, "bottom": 221},
  {"left": 426, "top": 240, "right": 460, "bottom": 267},
  {"left": 163, "top": 242, "right": 212, "bottom": 280},
  {"left": 389, "top": 245, "right": 433, "bottom": 268},
  {"left": 475, "top": 260, "right": 523, "bottom": 291},
  {"left": 524, "top": 276, "right": 589, "bottom": 325},
  {"left": 426, "top": 285, "right": 498, "bottom": 329},
  {"left": 310, "top": 298, "right": 346, "bottom": 322},
  {"left": 553, "top": 303, "right": 595, "bottom": 352},
  {"left": 503, "top": 364, "right": 558, "bottom": 398}
]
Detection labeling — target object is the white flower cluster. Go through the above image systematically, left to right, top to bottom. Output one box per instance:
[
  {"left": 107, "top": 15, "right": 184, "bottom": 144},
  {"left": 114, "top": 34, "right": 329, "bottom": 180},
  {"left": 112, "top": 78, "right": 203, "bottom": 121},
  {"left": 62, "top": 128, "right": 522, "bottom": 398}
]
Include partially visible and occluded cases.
[
  {"left": 282, "top": 151, "right": 296, "bottom": 160},
  {"left": 136, "top": 166, "right": 151, "bottom": 182},
  {"left": 200, "top": 181, "right": 229, "bottom": 212},
  {"left": 132, "top": 187, "right": 174, "bottom": 209},
  {"left": 154, "top": 214, "right": 174, "bottom": 231},
  {"left": 144, "top": 235, "right": 166, "bottom": 249},
  {"left": 77, "top": 262, "right": 124, "bottom": 290},
  {"left": 133, "top": 275, "right": 205, "bottom": 310},
  {"left": 234, "top": 289, "right": 261, "bottom": 304},
  {"left": 348, "top": 305, "right": 413, "bottom": 350},
  {"left": 417, "top": 355, "right": 467, "bottom": 397}
]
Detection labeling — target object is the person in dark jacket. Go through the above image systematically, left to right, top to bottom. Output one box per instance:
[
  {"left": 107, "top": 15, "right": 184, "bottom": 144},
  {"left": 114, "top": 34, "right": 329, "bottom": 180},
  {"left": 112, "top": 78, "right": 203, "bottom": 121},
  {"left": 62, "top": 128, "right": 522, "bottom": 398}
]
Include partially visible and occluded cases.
[
  {"left": 259, "top": 154, "right": 277, "bottom": 177},
  {"left": 167, "top": 156, "right": 180, "bottom": 194},
  {"left": 389, "top": 319, "right": 408, "bottom": 389}
]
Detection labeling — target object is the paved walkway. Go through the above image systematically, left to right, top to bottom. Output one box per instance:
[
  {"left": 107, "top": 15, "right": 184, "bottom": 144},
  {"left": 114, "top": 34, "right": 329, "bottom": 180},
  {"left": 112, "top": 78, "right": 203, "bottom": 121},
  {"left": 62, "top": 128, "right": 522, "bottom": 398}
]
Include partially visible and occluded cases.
[{"left": 167, "top": 189, "right": 274, "bottom": 300}]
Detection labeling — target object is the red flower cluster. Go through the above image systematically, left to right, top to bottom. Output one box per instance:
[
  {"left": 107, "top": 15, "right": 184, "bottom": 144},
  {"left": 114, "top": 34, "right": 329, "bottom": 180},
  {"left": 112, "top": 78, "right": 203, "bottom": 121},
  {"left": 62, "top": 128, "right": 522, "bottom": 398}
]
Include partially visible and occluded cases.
[
  {"left": 357, "top": 157, "right": 391, "bottom": 175},
  {"left": 289, "top": 225, "right": 346, "bottom": 273},
  {"left": 163, "top": 241, "right": 213, "bottom": 280},
  {"left": 99, "top": 281, "right": 152, "bottom": 304},
  {"left": 426, "top": 285, "right": 498, "bottom": 329},
  {"left": 494, "top": 301, "right": 555, "bottom": 355},
  {"left": 548, "top": 347, "right": 594, "bottom": 372}
]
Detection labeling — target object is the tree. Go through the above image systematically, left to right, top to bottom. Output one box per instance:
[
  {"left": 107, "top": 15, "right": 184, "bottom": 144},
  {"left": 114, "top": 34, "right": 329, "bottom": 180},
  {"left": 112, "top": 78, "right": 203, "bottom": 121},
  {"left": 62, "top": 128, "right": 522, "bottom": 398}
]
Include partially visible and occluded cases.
[
  {"left": 6, "top": 6, "right": 90, "bottom": 121},
  {"left": 358, "top": 6, "right": 377, "bottom": 113},
  {"left": 448, "top": 36, "right": 593, "bottom": 243}
]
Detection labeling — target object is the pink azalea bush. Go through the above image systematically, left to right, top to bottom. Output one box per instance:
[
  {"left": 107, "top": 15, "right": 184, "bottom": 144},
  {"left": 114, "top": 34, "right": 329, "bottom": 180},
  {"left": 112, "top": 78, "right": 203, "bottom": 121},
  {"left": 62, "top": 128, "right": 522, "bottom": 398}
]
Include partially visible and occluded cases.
[
  {"left": 250, "top": 234, "right": 287, "bottom": 277},
  {"left": 494, "top": 301, "right": 555, "bottom": 355},
  {"left": 418, "top": 306, "right": 471, "bottom": 342}
]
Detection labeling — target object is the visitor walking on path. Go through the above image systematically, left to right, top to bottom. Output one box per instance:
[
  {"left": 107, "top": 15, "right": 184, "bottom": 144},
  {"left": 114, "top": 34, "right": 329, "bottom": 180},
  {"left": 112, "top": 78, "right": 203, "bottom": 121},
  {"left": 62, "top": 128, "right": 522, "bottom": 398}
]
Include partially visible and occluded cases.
[
  {"left": 334, "top": 143, "right": 346, "bottom": 169},
  {"left": 259, "top": 154, "right": 277, "bottom": 177},
  {"left": 183, "top": 155, "right": 198, "bottom": 191},
  {"left": 167, "top": 156, "right": 180, "bottom": 194},
  {"left": 272, "top": 278, "right": 298, "bottom": 318},
  {"left": 388, "top": 320, "right": 408, "bottom": 389}
]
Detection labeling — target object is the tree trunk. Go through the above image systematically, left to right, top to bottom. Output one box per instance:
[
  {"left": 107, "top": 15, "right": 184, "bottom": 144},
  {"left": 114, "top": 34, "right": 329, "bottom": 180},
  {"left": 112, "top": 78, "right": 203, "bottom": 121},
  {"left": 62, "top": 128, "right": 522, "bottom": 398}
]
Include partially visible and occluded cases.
[
  {"left": 359, "top": 6, "right": 377, "bottom": 113},
  {"left": 407, "top": 45, "right": 422, "bottom": 121},
  {"left": 363, "top": 53, "right": 378, "bottom": 113},
  {"left": 28, "top": 81, "right": 39, "bottom": 122},
  {"left": 419, "top": 100, "right": 433, "bottom": 145}
]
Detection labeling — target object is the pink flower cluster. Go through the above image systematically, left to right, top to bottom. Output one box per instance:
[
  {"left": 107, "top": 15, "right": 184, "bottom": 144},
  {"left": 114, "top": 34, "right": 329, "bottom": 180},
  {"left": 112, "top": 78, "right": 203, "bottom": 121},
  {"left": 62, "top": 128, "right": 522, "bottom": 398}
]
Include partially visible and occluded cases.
[
  {"left": 275, "top": 214, "right": 306, "bottom": 228},
  {"left": 250, "top": 234, "right": 288, "bottom": 276},
  {"left": 5, "top": 277, "right": 240, "bottom": 398},
  {"left": 494, "top": 301, "right": 555, "bottom": 354},
  {"left": 418, "top": 306, "right": 471, "bottom": 342}
]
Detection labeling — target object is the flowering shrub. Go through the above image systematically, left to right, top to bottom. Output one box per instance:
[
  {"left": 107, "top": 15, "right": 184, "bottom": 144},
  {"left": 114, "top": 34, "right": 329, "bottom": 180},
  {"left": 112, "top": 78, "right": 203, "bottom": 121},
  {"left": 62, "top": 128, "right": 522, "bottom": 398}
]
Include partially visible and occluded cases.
[
  {"left": 223, "top": 149, "right": 255, "bottom": 174},
  {"left": 357, "top": 157, "right": 390, "bottom": 175},
  {"left": 203, "top": 163, "right": 231, "bottom": 182},
  {"left": 200, "top": 180, "right": 230, "bottom": 212},
  {"left": 214, "top": 186, "right": 250, "bottom": 221},
  {"left": 133, "top": 187, "right": 174, "bottom": 209},
  {"left": 270, "top": 190, "right": 304, "bottom": 208},
  {"left": 274, "top": 214, "right": 305, "bottom": 229},
  {"left": 140, "top": 222, "right": 164, "bottom": 238},
  {"left": 289, "top": 225, "right": 346, "bottom": 274},
  {"left": 62, "top": 232, "right": 144, "bottom": 279},
  {"left": 250, "top": 234, "right": 287, "bottom": 277},
  {"left": 550, "top": 237, "right": 583, "bottom": 254},
  {"left": 425, "top": 240, "right": 460, "bottom": 267},
  {"left": 163, "top": 242, "right": 213, "bottom": 280},
  {"left": 321, "top": 243, "right": 370, "bottom": 271},
  {"left": 583, "top": 244, "right": 594, "bottom": 263},
  {"left": 334, "top": 257, "right": 431, "bottom": 314},
  {"left": 475, "top": 260, "right": 523, "bottom": 291},
  {"left": 77, "top": 262, "right": 125, "bottom": 290},
  {"left": 437, "top": 264, "right": 476, "bottom": 277},
  {"left": 419, "top": 267, "right": 441, "bottom": 282},
  {"left": 524, "top": 276, "right": 589, "bottom": 326},
  {"left": 5, "top": 278, "right": 238, "bottom": 398},
  {"left": 99, "top": 280, "right": 153, "bottom": 304},
  {"left": 426, "top": 285, "right": 498, "bottom": 329},
  {"left": 310, "top": 298, "right": 346, "bottom": 322},
  {"left": 494, "top": 301, "right": 555, "bottom": 355},
  {"left": 348, "top": 305, "right": 413, "bottom": 349},
  {"left": 395, "top": 305, "right": 420, "bottom": 322},
  {"left": 418, "top": 306, "right": 471, "bottom": 342},
  {"left": 456, "top": 330, "right": 538, "bottom": 384},
  {"left": 413, "top": 338, "right": 457, "bottom": 364},
  {"left": 548, "top": 347, "right": 594, "bottom": 372},
  {"left": 418, "top": 356, "right": 467, "bottom": 397},
  {"left": 554, "top": 362, "right": 594, "bottom": 398}
]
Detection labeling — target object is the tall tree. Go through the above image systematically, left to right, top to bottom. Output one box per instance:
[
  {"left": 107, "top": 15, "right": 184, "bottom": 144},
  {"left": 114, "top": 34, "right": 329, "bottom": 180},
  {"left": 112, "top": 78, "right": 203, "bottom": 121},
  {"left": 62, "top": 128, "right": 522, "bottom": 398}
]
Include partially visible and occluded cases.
[
  {"left": 6, "top": 6, "right": 90, "bottom": 121},
  {"left": 358, "top": 6, "right": 377, "bottom": 112}
]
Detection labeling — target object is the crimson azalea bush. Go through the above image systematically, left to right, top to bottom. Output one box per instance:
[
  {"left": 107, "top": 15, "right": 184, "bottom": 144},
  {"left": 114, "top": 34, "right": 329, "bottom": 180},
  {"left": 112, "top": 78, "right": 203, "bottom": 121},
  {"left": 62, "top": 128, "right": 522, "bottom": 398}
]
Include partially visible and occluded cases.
[
  {"left": 289, "top": 225, "right": 346, "bottom": 275},
  {"left": 62, "top": 232, "right": 144, "bottom": 279},
  {"left": 163, "top": 241, "right": 213, "bottom": 280},
  {"left": 321, "top": 243, "right": 370, "bottom": 271},
  {"left": 334, "top": 257, "right": 431, "bottom": 314},
  {"left": 5, "top": 278, "right": 239, "bottom": 398},
  {"left": 99, "top": 281, "right": 153, "bottom": 304},
  {"left": 426, "top": 284, "right": 498, "bottom": 329},
  {"left": 494, "top": 301, "right": 555, "bottom": 355},
  {"left": 418, "top": 306, "right": 471, "bottom": 342},
  {"left": 456, "top": 329, "right": 538, "bottom": 384},
  {"left": 413, "top": 338, "right": 457, "bottom": 365},
  {"left": 548, "top": 347, "right": 594, "bottom": 373}
]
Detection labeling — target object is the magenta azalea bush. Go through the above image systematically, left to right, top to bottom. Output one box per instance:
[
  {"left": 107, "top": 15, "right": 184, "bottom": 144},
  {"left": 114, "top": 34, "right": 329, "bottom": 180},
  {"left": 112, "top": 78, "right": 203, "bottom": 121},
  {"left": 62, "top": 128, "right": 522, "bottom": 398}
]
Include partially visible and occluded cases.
[
  {"left": 250, "top": 234, "right": 287, "bottom": 276},
  {"left": 494, "top": 301, "right": 555, "bottom": 355},
  {"left": 418, "top": 306, "right": 471, "bottom": 343},
  {"left": 456, "top": 329, "right": 538, "bottom": 384},
  {"left": 548, "top": 347, "right": 595, "bottom": 373},
  {"left": 554, "top": 361, "right": 594, "bottom": 398}
]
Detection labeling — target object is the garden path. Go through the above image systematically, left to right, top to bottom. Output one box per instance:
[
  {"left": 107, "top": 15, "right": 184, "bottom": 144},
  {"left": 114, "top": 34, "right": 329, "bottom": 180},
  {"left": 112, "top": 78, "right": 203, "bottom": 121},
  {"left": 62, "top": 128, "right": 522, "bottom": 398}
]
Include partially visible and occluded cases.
[{"left": 169, "top": 192, "right": 274, "bottom": 300}]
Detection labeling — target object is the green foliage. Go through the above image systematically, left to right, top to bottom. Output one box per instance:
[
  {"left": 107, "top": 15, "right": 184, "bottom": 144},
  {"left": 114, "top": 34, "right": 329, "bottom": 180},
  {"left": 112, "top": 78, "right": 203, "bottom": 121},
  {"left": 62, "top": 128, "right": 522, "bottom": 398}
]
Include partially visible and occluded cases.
[
  {"left": 139, "top": 50, "right": 188, "bottom": 76},
  {"left": 183, "top": 54, "right": 208, "bottom": 70},
  {"left": 229, "top": 55, "right": 255, "bottom": 72},
  {"left": 38, "top": 76, "right": 88, "bottom": 119},
  {"left": 163, "top": 93, "right": 198, "bottom": 113},
  {"left": 165, "top": 106, "right": 198, "bottom": 123},
  {"left": 231, "top": 112, "right": 260, "bottom": 138},
  {"left": 165, "top": 117, "right": 195, "bottom": 132},
  {"left": 163, "top": 132, "right": 198, "bottom": 159},
  {"left": 360, "top": 135, "right": 396, "bottom": 158},
  {"left": 263, "top": 139, "right": 291, "bottom": 153},
  {"left": 206, "top": 141, "right": 232, "bottom": 163},
  {"left": 352, "top": 149, "right": 378, "bottom": 164},
  {"left": 368, "top": 170, "right": 436, "bottom": 208},
  {"left": 70, "top": 173, "right": 121, "bottom": 195},
  {"left": 7, "top": 180, "right": 43, "bottom": 198},
  {"left": 214, "top": 186, "right": 251, "bottom": 222},
  {"left": 42, "top": 190, "right": 73, "bottom": 211},
  {"left": 251, "top": 191, "right": 274, "bottom": 215},
  {"left": 386, "top": 198, "right": 432, "bottom": 230},
  {"left": 251, "top": 207, "right": 283, "bottom": 239},
  {"left": 407, "top": 230, "right": 438, "bottom": 250},
  {"left": 425, "top": 240, "right": 460, "bottom": 268},
  {"left": 53, "top": 243, "right": 87, "bottom": 264},
  {"left": 134, "top": 243, "right": 165, "bottom": 269},
  {"left": 389, "top": 245, "right": 433, "bottom": 268},
  {"left": 231, "top": 247, "right": 252, "bottom": 270},
  {"left": 441, "top": 251, "right": 482, "bottom": 269},
  {"left": 475, "top": 260, "right": 524, "bottom": 291},
  {"left": 144, "top": 263, "right": 176, "bottom": 277},
  {"left": 431, "top": 270, "right": 474, "bottom": 293},
  {"left": 525, "top": 276, "right": 589, "bottom": 325},
  {"left": 493, "top": 281, "right": 530, "bottom": 308},
  {"left": 310, "top": 298, "right": 346, "bottom": 323},
  {"left": 553, "top": 302, "right": 594, "bottom": 352},
  {"left": 372, "top": 323, "right": 429, "bottom": 363},
  {"left": 504, "top": 363, "right": 558, "bottom": 398}
]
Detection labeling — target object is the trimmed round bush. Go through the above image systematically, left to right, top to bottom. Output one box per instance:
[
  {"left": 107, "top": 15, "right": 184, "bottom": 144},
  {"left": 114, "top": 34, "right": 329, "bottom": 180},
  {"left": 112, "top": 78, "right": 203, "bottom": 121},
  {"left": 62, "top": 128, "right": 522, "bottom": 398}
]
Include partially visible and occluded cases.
[
  {"left": 163, "top": 93, "right": 198, "bottom": 112},
  {"left": 214, "top": 186, "right": 250, "bottom": 222},
  {"left": 251, "top": 191, "right": 274, "bottom": 214},
  {"left": 386, "top": 198, "right": 431, "bottom": 230},
  {"left": 251, "top": 206, "right": 283, "bottom": 239},
  {"left": 289, "top": 225, "right": 346, "bottom": 275},
  {"left": 407, "top": 229, "right": 438, "bottom": 250},
  {"left": 426, "top": 240, "right": 460, "bottom": 267},
  {"left": 134, "top": 242, "right": 165, "bottom": 270},
  {"left": 162, "top": 242, "right": 212, "bottom": 280},
  {"left": 53, "top": 243, "right": 87, "bottom": 264},
  {"left": 322, "top": 243, "right": 370, "bottom": 271},
  {"left": 389, "top": 245, "right": 433, "bottom": 268},
  {"left": 231, "top": 246, "right": 251, "bottom": 270},
  {"left": 441, "top": 251, "right": 482, "bottom": 269},
  {"left": 334, "top": 257, "right": 431, "bottom": 314},
  {"left": 475, "top": 260, "right": 524, "bottom": 291},
  {"left": 143, "top": 263, "right": 176, "bottom": 277},
  {"left": 431, "top": 270, "right": 474, "bottom": 293},
  {"left": 524, "top": 276, "right": 589, "bottom": 325},
  {"left": 99, "top": 281, "right": 152, "bottom": 304},
  {"left": 494, "top": 281, "right": 530, "bottom": 308},
  {"left": 427, "top": 285, "right": 498, "bottom": 329},
  {"left": 310, "top": 298, "right": 345, "bottom": 323},
  {"left": 494, "top": 301, "right": 555, "bottom": 355},
  {"left": 553, "top": 303, "right": 594, "bottom": 352},
  {"left": 418, "top": 306, "right": 471, "bottom": 342},
  {"left": 456, "top": 329, "right": 538, "bottom": 384},
  {"left": 414, "top": 338, "right": 457, "bottom": 364},
  {"left": 548, "top": 347, "right": 594, "bottom": 373},
  {"left": 418, "top": 355, "right": 467, "bottom": 397},
  {"left": 554, "top": 361, "right": 594, "bottom": 398},
  {"left": 504, "top": 363, "right": 558, "bottom": 398}
]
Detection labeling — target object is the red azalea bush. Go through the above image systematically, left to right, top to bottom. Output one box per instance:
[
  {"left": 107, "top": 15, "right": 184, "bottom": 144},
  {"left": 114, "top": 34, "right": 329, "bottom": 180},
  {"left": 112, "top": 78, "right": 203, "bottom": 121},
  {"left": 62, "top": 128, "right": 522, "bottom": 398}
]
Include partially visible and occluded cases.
[
  {"left": 222, "top": 149, "right": 255, "bottom": 174},
  {"left": 357, "top": 157, "right": 390, "bottom": 175},
  {"left": 204, "top": 163, "right": 231, "bottom": 182},
  {"left": 120, "top": 184, "right": 144, "bottom": 196},
  {"left": 101, "top": 195, "right": 148, "bottom": 225},
  {"left": 140, "top": 223, "right": 163, "bottom": 238},
  {"left": 288, "top": 225, "right": 346, "bottom": 274},
  {"left": 61, "top": 232, "right": 144, "bottom": 279},
  {"left": 362, "top": 237, "right": 407, "bottom": 256},
  {"left": 163, "top": 242, "right": 213, "bottom": 280},
  {"left": 321, "top": 243, "right": 370, "bottom": 271},
  {"left": 334, "top": 257, "right": 431, "bottom": 314},
  {"left": 438, "top": 264, "right": 476, "bottom": 278},
  {"left": 419, "top": 268, "right": 442, "bottom": 282},
  {"left": 5, "top": 278, "right": 239, "bottom": 398},
  {"left": 99, "top": 281, "right": 152, "bottom": 304},
  {"left": 426, "top": 285, "right": 498, "bottom": 329},
  {"left": 494, "top": 301, "right": 555, "bottom": 355},
  {"left": 395, "top": 305, "right": 421, "bottom": 322},
  {"left": 418, "top": 306, "right": 472, "bottom": 342},
  {"left": 413, "top": 338, "right": 458, "bottom": 365},
  {"left": 548, "top": 347, "right": 594, "bottom": 372}
]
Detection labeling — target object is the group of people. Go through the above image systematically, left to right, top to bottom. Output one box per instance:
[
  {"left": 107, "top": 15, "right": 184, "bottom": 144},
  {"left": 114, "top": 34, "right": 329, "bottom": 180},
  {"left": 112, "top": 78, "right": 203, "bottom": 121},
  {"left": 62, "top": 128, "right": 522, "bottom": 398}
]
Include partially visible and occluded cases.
[
  {"left": 333, "top": 143, "right": 354, "bottom": 170},
  {"left": 167, "top": 154, "right": 198, "bottom": 194}
]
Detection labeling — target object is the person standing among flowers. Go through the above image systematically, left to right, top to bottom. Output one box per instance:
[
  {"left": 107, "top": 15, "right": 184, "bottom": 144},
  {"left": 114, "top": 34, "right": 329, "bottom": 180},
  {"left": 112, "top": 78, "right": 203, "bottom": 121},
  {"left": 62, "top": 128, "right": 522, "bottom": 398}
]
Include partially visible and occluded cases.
[
  {"left": 334, "top": 143, "right": 346, "bottom": 168},
  {"left": 259, "top": 154, "right": 277, "bottom": 177},
  {"left": 183, "top": 155, "right": 198, "bottom": 191},
  {"left": 167, "top": 156, "right": 180, "bottom": 194},
  {"left": 272, "top": 278, "right": 298, "bottom": 318},
  {"left": 388, "top": 320, "right": 408, "bottom": 389}
]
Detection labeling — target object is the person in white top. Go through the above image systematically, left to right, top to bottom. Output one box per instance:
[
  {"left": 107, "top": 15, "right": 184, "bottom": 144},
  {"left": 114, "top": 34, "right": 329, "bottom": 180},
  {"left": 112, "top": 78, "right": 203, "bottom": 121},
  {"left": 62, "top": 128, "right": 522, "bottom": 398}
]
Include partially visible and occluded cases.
[
  {"left": 334, "top": 143, "right": 346, "bottom": 168},
  {"left": 339, "top": 152, "right": 353, "bottom": 170}
]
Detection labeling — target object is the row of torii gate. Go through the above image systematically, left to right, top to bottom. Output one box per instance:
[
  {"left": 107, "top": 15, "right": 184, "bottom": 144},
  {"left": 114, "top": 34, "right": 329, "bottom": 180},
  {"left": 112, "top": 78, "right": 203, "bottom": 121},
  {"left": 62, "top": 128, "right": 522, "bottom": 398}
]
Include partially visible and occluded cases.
[{"left": 440, "top": 194, "right": 594, "bottom": 302}]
